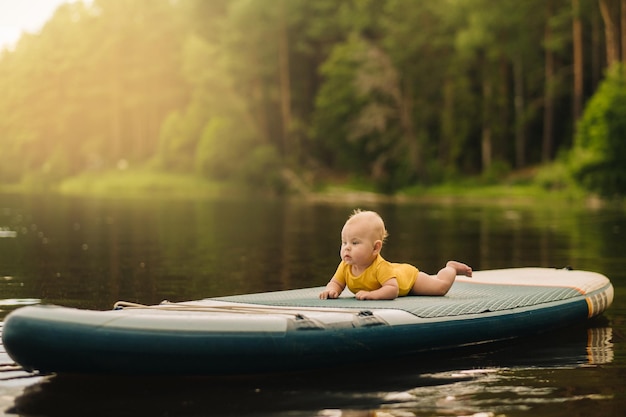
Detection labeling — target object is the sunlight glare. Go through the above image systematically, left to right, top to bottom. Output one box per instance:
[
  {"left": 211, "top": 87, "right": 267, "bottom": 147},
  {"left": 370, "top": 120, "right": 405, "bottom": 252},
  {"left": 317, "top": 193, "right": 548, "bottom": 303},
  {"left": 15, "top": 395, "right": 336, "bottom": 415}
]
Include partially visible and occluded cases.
[{"left": 0, "top": 0, "right": 80, "bottom": 49}]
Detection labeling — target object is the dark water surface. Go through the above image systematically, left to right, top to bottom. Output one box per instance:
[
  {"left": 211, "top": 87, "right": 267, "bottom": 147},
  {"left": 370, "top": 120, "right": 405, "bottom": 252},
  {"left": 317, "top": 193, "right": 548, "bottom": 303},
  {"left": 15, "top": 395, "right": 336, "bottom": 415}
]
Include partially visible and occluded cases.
[{"left": 0, "top": 193, "right": 624, "bottom": 417}]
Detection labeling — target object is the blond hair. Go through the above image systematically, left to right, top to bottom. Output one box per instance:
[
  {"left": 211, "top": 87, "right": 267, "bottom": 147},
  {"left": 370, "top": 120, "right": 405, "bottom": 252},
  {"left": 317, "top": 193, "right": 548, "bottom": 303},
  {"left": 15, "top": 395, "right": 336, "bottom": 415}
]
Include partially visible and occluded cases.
[{"left": 346, "top": 209, "right": 389, "bottom": 242}]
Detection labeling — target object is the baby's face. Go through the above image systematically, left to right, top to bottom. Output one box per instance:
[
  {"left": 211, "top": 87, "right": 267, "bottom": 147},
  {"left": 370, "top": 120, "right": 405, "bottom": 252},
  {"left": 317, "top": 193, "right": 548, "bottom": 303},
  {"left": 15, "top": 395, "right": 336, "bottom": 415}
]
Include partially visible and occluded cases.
[{"left": 340, "top": 220, "right": 379, "bottom": 268}]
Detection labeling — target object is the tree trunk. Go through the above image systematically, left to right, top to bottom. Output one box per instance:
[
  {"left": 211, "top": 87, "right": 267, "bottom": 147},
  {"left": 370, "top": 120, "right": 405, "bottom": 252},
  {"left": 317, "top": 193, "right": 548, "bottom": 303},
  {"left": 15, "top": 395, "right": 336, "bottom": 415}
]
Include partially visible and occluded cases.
[
  {"left": 278, "top": 0, "right": 293, "bottom": 158},
  {"left": 572, "top": 0, "right": 584, "bottom": 124},
  {"left": 599, "top": 0, "right": 619, "bottom": 67},
  {"left": 622, "top": 0, "right": 626, "bottom": 62},
  {"left": 543, "top": 1, "right": 555, "bottom": 163},
  {"left": 592, "top": 2, "right": 603, "bottom": 89},
  {"left": 249, "top": 53, "right": 271, "bottom": 144},
  {"left": 513, "top": 56, "right": 526, "bottom": 168},
  {"left": 499, "top": 57, "right": 511, "bottom": 154},
  {"left": 109, "top": 67, "right": 122, "bottom": 165},
  {"left": 481, "top": 74, "right": 492, "bottom": 171},
  {"left": 440, "top": 77, "right": 455, "bottom": 167},
  {"left": 399, "top": 78, "right": 422, "bottom": 178}
]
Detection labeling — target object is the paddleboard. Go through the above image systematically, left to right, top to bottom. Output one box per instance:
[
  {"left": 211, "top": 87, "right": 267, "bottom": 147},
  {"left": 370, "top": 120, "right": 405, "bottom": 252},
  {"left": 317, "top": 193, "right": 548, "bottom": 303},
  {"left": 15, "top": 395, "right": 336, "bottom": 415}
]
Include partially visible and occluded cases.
[{"left": 1, "top": 267, "right": 613, "bottom": 375}]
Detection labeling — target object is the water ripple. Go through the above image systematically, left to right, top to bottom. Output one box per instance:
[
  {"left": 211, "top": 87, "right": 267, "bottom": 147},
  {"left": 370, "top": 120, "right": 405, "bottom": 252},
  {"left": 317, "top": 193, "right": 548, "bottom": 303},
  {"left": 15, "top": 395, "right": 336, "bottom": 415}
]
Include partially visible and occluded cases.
[{"left": 0, "top": 299, "right": 40, "bottom": 306}]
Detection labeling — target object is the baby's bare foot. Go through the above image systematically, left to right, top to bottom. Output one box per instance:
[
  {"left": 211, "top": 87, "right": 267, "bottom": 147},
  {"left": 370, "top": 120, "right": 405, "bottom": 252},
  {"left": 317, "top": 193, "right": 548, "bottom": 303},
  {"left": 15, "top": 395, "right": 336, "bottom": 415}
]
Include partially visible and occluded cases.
[{"left": 447, "top": 260, "right": 472, "bottom": 277}]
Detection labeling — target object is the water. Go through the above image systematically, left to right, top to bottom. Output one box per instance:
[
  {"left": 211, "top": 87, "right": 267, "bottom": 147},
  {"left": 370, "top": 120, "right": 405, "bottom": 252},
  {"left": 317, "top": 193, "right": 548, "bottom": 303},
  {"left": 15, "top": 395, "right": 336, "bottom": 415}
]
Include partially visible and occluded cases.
[{"left": 0, "top": 193, "right": 624, "bottom": 417}]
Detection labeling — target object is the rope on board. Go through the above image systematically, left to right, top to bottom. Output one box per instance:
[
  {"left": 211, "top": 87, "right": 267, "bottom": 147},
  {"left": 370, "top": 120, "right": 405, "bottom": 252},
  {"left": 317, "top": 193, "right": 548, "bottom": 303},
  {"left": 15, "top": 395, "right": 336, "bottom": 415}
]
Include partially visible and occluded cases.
[{"left": 112, "top": 300, "right": 368, "bottom": 316}]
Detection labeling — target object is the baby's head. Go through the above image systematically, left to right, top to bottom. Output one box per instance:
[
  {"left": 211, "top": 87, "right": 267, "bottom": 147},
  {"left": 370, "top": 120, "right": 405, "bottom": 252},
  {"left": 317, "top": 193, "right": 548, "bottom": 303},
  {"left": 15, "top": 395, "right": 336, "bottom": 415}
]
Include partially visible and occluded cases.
[{"left": 344, "top": 209, "right": 389, "bottom": 244}]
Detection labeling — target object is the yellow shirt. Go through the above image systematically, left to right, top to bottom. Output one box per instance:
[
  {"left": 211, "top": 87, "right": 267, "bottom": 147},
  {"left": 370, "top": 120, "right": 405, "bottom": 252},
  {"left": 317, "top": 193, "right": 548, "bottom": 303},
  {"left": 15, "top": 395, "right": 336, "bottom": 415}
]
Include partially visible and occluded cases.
[{"left": 332, "top": 254, "right": 419, "bottom": 296}]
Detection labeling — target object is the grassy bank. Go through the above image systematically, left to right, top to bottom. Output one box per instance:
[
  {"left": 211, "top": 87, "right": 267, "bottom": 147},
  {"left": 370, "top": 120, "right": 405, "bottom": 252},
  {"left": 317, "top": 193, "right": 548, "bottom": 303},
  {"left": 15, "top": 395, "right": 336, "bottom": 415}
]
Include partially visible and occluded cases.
[
  {"left": 312, "top": 162, "right": 609, "bottom": 208},
  {"left": 0, "top": 163, "right": 615, "bottom": 208},
  {"left": 0, "top": 169, "right": 231, "bottom": 200},
  {"left": 60, "top": 169, "right": 233, "bottom": 199},
  {"left": 313, "top": 182, "right": 591, "bottom": 207}
]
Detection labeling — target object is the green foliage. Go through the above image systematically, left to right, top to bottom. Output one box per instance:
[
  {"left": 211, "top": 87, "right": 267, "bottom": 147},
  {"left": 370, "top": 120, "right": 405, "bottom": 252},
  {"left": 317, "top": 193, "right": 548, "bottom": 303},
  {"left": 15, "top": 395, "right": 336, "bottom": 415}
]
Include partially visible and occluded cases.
[
  {"left": 0, "top": 0, "right": 188, "bottom": 182},
  {"left": 311, "top": 30, "right": 435, "bottom": 191},
  {"left": 311, "top": 34, "right": 370, "bottom": 173},
  {"left": 570, "top": 65, "right": 626, "bottom": 197},
  {"left": 157, "top": 111, "right": 195, "bottom": 171},
  {"left": 195, "top": 117, "right": 253, "bottom": 180},
  {"left": 240, "top": 145, "right": 284, "bottom": 190},
  {"left": 481, "top": 160, "right": 512, "bottom": 185},
  {"left": 534, "top": 161, "right": 573, "bottom": 190}
]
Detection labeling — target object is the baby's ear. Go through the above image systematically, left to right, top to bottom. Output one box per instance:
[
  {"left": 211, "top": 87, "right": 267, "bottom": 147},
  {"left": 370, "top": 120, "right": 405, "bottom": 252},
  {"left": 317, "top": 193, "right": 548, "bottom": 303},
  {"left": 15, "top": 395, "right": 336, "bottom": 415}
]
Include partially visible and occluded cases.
[{"left": 373, "top": 240, "right": 383, "bottom": 254}]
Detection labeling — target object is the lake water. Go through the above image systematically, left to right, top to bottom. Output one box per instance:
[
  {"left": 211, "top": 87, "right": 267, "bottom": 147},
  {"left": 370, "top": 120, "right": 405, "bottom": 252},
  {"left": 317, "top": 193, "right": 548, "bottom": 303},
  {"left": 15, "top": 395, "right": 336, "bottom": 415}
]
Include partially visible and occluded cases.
[{"left": 0, "top": 192, "right": 624, "bottom": 417}]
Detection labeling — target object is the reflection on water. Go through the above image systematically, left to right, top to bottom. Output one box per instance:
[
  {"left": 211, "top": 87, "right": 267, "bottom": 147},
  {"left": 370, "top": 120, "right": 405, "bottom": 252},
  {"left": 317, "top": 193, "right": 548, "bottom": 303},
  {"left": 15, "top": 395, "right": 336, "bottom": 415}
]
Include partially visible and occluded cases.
[
  {"left": 0, "top": 193, "right": 625, "bottom": 416},
  {"left": 0, "top": 229, "right": 17, "bottom": 239},
  {"left": 0, "top": 298, "right": 40, "bottom": 306},
  {"left": 587, "top": 327, "right": 614, "bottom": 364}
]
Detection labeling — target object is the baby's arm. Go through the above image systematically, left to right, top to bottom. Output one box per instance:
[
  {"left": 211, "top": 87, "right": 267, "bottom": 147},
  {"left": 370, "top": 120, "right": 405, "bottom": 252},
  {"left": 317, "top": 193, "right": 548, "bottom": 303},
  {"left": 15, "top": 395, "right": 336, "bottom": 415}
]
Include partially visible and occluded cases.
[
  {"left": 319, "top": 278, "right": 345, "bottom": 299},
  {"left": 355, "top": 278, "right": 399, "bottom": 300}
]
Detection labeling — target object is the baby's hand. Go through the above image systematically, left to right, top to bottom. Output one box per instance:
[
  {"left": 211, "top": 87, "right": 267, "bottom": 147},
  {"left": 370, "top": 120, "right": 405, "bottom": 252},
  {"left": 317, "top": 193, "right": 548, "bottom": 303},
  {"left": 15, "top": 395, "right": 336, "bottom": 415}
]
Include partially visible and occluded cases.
[
  {"left": 319, "top": 290, "right": 339, "bottom": 299},
  {"left": 355, "top": 291, "right": 371, "bottom": 300}
]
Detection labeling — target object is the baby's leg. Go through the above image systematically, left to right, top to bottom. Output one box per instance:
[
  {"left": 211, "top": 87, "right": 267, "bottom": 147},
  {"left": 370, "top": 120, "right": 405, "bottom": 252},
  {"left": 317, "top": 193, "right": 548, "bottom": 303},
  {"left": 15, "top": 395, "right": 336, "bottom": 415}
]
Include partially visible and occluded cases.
[{"left": 410, "top": 261, "right": 472, "bottom": 296}]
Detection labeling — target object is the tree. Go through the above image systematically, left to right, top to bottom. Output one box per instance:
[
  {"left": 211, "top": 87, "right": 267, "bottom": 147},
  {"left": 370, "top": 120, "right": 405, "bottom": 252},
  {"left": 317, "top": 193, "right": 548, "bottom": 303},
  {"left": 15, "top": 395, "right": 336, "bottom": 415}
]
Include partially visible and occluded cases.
[
  {"left": 0, "top": 0, "right": 188, "bottom": 184},
  {"left": 381, "top": 0, "right": 459, "bottom": 182},
  {"left": 543, "top": 0, "right": 572, "bottom": 162},
  {"left": 572, "top": 0, "right": 584, "bottom": 125},
  {"left": 598, "top": 0, "right": 619, "bottom": 66},
  {"left": 311, "top": 35, "right": 372, "bottom": 176},
  {"left": 570, "top": 64, "right": 626, "bottom": 196}
]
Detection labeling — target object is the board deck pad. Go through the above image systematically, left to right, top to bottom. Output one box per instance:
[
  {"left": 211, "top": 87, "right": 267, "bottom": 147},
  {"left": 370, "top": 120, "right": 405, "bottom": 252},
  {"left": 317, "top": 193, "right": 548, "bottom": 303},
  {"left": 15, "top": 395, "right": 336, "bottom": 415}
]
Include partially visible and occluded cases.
[{"left": 215, "top": 281, "right": 583, "bottom": 319}]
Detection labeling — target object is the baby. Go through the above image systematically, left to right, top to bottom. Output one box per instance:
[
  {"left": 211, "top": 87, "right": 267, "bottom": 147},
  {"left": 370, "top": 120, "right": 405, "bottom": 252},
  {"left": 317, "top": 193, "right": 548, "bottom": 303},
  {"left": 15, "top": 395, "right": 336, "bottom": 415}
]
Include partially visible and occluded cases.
[{"left": 319, "top": 209, "right": 472, "bottom": 300}]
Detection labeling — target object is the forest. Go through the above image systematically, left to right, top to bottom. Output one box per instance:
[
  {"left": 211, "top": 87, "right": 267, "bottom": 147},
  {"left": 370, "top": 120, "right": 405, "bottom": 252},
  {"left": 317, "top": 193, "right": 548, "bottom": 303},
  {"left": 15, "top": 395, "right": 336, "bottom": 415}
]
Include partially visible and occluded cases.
[{"left": 1, "top": 0, "right": 626, "bottom": 196}]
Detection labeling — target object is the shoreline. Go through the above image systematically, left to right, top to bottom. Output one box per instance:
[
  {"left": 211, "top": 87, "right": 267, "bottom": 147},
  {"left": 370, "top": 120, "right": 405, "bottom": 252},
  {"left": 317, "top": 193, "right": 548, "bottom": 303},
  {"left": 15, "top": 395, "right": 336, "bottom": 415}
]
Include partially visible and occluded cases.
[{"left": 0, "top": 165, "right": 621, "bottom": 210}]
